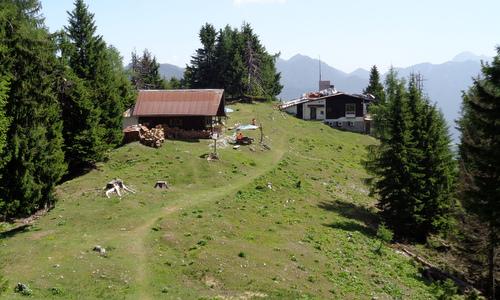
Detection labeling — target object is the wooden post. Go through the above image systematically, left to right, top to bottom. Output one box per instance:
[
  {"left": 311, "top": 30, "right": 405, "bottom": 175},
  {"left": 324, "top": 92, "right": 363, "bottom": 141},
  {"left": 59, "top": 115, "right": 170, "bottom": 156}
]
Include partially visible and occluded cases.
[
  {"left": 259, "top": 123, "right": 263, "bottom": 144},
  {"left": 213, "top": 135, "right": 217, "bottom": 156}
]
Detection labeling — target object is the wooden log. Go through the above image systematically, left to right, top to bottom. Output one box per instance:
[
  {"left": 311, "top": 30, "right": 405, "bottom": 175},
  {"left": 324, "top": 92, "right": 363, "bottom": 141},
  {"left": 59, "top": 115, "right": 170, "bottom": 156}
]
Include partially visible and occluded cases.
[{"left": 395, "top": 245, "right": 481, "bottom": 295}]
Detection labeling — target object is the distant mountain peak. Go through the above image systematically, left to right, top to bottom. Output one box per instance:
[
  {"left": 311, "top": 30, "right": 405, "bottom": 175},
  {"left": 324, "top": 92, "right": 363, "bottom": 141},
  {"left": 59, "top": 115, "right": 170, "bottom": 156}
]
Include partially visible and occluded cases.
[
  {"left": 452, "top": 51, "right": 490, "bottom": 63},
  {"left": 288, "top": 53, "right": 314, "bottom": 62},
  {"left": 349, "top": 68, "right": 370, "bottom": 79}
]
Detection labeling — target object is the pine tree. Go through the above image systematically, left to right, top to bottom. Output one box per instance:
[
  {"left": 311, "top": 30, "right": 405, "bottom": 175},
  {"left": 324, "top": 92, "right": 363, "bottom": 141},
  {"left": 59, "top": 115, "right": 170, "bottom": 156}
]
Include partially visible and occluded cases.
[
  {"left": 0, "top": 0, "right": 66, "bottom": 217},
  {"left": 65, "top": 0, "right": 128, "bottom": 148},
  {"left": 185, "top": 23, "right": 218, "bottom": 89},
  {"left": 185, "top": 23, "right": 282, "bottom": 100},
  {"left": 214, "top": 25, "right": 245, "bottom": 98},
  {"left": 54, "top": 31, "right": 104, "bottom": 174},
  {"left": 92, "top": 41, "right": 124, "bottom": 146},
  {"left": 107, "top": 45, "right": 135, "bottom": 108},
  {"left": 459, "top": 47, "right": 500, "bottom": 300},
  {"left": 130, "top": 49, "right": 166, "bottom": 90},
  {"left": 364, "top": 65, "right": 385, "bottom": 103},
  {"left": 370, "top": 68, "right": 397, "bottom": 139},
  {"left": 366, "top": 71, "right": 456, "bottom": 241},
  {"left": 365, "top": 73, "right": 416, "bottom": 237},
  {"left": 0, "top": 75, "right": 9, "bottom": 163},
  {"left": 406, "top": 75, "right": 456, "bottom": 239},
  {"left": 0, "top": 76, "right": 9, "bottom": 217},
  {"left": 420, "top": 104, "right": 456, "bottom": 235}
]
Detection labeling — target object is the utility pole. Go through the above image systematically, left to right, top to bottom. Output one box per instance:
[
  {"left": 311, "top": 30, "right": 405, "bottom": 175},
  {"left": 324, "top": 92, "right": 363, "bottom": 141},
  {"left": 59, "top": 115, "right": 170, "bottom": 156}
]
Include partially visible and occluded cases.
[
  {"left": 319, "top": 55, "right": 322, "bottom": 82},
  {"left": 415, "top": 73, "right": 426, "bottom": 92}
]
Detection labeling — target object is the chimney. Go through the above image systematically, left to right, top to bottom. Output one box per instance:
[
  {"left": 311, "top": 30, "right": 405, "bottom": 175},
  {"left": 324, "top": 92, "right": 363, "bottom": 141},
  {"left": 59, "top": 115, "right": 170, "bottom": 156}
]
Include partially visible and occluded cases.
[{"left": 319, "top": 80, "right": 331, "bottom": 91}]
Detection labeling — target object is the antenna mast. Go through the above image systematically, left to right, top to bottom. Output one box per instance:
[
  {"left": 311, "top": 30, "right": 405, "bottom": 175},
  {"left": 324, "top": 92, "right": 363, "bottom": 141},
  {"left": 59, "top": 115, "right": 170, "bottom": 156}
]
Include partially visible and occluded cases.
[{"left": 319, "top": 55, "right": 322, "bottom": 82}]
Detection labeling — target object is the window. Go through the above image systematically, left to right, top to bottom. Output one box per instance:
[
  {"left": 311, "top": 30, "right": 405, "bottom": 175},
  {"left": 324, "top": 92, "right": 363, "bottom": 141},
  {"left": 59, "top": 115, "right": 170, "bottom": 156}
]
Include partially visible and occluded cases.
[
  {"left": 345, "top": 103, "right": 356, "bottom": 117},
  {"left": 320, "top": 110, "right": 324, "bottom": 115},
  {"left": 347, "top": 121, "right": 354, "bottom": 127}
]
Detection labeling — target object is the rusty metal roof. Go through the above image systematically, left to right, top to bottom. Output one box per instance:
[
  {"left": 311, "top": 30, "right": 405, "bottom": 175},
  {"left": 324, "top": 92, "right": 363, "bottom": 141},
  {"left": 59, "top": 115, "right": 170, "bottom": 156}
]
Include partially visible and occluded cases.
[{"left": 132, "top": 89, "right": 224, "bottom": 117}]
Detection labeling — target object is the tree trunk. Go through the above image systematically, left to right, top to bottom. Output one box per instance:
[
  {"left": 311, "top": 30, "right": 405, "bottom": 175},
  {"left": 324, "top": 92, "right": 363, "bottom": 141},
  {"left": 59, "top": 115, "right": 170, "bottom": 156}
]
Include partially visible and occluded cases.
[{"left": 488, "top": 228, "right": 496, "bottom": 300}]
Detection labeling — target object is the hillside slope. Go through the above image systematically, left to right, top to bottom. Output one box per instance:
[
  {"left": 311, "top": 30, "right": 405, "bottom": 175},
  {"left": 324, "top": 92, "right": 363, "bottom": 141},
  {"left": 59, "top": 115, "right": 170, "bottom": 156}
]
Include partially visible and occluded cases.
[{"left": 1, "top": 103, "right": 442, "bottom": 299}]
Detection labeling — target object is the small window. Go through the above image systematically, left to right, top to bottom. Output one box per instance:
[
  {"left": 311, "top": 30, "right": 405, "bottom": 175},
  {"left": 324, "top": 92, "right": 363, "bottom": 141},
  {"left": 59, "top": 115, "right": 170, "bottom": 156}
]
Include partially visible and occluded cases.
[
  {"left": 345, "top": 103, "right": 356, "bottom": 117},
  {"left": 320, "top": 110, "right": 324, "bottom": 115},
  {"left": 348, "top": 121, "right": 354, "bottom": 127}
]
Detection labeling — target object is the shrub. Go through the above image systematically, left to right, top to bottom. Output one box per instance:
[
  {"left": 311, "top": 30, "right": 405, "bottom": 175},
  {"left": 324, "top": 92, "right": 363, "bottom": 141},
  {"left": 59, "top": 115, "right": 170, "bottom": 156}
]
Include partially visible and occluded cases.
[{"left": 376, "top": 223, "right": 394, "bottom": 254}]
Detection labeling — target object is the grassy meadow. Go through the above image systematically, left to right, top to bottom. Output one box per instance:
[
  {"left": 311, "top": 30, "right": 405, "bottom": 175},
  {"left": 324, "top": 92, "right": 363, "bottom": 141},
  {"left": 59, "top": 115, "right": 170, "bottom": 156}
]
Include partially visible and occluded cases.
[{"left": 0, "top": 103, "right": 443, "bottom": 299}]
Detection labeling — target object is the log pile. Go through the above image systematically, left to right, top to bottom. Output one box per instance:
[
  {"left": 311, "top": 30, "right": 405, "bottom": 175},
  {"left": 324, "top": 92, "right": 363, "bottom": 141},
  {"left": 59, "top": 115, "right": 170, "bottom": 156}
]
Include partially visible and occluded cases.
[
  {"left": 141, "top": 125, "right": 165, "bottom": 148},
  {"left": 163, "top": 127, "right": 211, "bottom": 140}
]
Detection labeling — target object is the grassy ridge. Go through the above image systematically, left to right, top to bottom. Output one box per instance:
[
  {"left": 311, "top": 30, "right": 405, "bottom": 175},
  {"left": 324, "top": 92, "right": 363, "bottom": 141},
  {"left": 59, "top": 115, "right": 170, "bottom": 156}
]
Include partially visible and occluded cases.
[{"left": 1, "top": 103, "right": 439, "bottom": 299}]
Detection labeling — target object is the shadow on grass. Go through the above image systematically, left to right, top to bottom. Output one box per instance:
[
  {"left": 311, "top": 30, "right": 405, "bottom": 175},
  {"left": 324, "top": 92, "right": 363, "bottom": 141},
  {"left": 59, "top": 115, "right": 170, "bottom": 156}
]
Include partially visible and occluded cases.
[
  {"left": 318, "top": 199, "right": 379, "bottom": 236},
  {"left": 324, "top": 220, "right": 375, "bottom": 237},
  {"left": 0, "top": 224, "right": 31, "bottom": 239}
]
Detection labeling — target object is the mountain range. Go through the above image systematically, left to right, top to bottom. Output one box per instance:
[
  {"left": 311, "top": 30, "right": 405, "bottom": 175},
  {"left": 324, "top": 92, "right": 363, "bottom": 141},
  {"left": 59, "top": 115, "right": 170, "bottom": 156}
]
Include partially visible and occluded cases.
[{"left": 158, "top": 51, "right": 491, "bottom": 141}]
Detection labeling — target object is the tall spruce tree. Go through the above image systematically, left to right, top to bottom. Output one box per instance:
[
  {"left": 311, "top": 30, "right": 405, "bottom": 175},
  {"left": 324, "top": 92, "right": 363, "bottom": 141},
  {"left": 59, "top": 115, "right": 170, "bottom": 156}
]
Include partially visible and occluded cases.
[
  {"left": 0, "top": 0, "right": 66, "bottom": 217},
  {"left": 65, "top": 0, "right": 128, "bottom": 149},
  {"left": 185, "top": 23, "right": 282, "bottom": 100},
  {"left": 185, "top": 23, "right": 218, "bottom": 89},
  {"left": 214, "top": 25, "right": 245, "bottom": 98},
  {"left": 54, "top": 31, "right": 104, "bottom": 174},
  {"left": 107, "top": 45, "right": 135, "bottom": 108},
  {"left": 459, "top": 47, "right": 500, "bottom": 299},
  {"left": 130, "top": 49, "right": 166, "bottom": 90},
  {"left": 364, "top": 65, "right": 385, "bottom": 103},
  {"left": 369, "top": 68, "right": 396, "bottom": 139},
  {"left": 366, "top": 71, "right": 456, "bottom": 240},
  {"left": 365, "top": 72, "right": 417, "bottom": 237},
  {"left": 406, "top": 75, "right": 456, "bottom": 239},
  {"left": 0, "top": 77, "right": 9, "bottom": 216},
  {"left": 420, "top": 104, "right": 456, "bottom": 235}
]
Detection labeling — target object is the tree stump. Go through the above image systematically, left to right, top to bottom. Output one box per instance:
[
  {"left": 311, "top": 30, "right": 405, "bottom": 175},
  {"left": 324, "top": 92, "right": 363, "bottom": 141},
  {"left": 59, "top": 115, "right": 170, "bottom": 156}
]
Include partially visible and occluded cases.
[{"left": 154, "top": 181, "right": 168, "bottom": 189}]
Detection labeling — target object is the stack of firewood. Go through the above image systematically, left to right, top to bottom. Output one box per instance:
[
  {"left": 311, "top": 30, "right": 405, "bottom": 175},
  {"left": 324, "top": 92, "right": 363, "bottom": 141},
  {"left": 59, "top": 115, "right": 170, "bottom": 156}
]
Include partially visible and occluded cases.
[
  {"left": 141, "top": 126, "right": 165, "bottom": 148},
  {"left": 163, "top": 127, "right": 211, "bottom": 140}
]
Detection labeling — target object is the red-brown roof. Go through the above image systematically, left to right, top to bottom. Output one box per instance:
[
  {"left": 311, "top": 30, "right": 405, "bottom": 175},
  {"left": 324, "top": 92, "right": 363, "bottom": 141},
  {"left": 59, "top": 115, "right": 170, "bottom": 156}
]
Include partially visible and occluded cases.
[{"left": 132, "top": 89, "right": 225, "bottom": 117}]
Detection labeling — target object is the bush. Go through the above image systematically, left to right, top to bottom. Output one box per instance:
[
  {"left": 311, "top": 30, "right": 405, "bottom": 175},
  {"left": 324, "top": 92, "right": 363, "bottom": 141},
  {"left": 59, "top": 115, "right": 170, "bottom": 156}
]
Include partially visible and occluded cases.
[
  {"left": 376, "top": 223, "right": 394, "bottom": 254},
  {"left": 0, "top": 275, "right": 8, "bottom": 295},
  {"left": 431, "top": 279, "right": 461, "bottom": 300}
]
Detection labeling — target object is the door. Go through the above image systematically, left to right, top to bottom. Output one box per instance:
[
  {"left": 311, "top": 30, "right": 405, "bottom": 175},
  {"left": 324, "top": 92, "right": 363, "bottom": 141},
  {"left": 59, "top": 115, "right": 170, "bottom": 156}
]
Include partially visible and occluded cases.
[
  {"left": 297, "top": 103, "right": 303, "bottom": 119},
  {"left": 310, "top": 107, "right": 317, "bottom": 120}
]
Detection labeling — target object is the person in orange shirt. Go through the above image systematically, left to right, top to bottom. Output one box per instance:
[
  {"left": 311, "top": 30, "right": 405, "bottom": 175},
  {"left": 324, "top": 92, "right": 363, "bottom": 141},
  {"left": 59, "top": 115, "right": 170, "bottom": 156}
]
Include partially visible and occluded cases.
[{"left": 236, "top": 131, "right": 244, "bottom": 141}]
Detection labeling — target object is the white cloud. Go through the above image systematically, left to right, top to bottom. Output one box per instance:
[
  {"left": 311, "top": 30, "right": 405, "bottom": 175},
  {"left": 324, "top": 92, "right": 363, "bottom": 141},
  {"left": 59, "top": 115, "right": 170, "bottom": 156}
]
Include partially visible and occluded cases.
[{"left": 233, "top": 0, "right": 287, "bottom": 6}]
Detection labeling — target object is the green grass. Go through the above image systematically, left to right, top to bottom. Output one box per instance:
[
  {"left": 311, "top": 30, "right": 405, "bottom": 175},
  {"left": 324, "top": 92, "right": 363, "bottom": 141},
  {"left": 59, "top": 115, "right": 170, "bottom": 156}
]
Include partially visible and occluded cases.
[{"left": 0, "top": 102, "right": 440, "bottom": 299}]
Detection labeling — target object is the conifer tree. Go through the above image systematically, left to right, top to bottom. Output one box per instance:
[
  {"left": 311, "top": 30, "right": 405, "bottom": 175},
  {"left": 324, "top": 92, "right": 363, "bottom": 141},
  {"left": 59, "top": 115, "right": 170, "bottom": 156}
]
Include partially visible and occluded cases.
[
  {"left": 0, "top": 0, "right": 66, "bottom": 217},
  {"left": 64, "top": 0, "right": 128, "bottom": 149},
  {"left": 185, "top": 23, "right": 218, "bottom": 89},
  {"left": 185, "top": 23, "right": 282, "bottom": 100},
  {"left": 214, "top": 26, "right": 245, "bottom": 97},
  {"left": 54, "top": 31, "right": 104, "bottom": 173},
  {"left": 107, "top": 45, "right": 136, "bottom": 108},
  {"left": 459, "top": 47, "right": 500, "bottom": 299},
  {"left": 130, "top": 49, "right": 166, "bottom": 90},
  {"left": 364, "top": 65, "right": 385, "bottom": 103},
  {"left": 370, "top": 68, "right": 397, "bottom": 139},
  {"left": 366, "top": 71, "right": 456, "bottom": 240},
  {"left": 365, "top": 73, "right": 416, "bottom": 237},
  {"left": 0, "top": 75, "right": 9, "bottom": 162},
  {"left": 407, "top": 75, "right": 456, "bottom": 239},
  {"left": 0, "top": 77, "right": 9, "bottom": 216},
  {"left": 419, "top": 104, "right": 456, "bottom": 235}
]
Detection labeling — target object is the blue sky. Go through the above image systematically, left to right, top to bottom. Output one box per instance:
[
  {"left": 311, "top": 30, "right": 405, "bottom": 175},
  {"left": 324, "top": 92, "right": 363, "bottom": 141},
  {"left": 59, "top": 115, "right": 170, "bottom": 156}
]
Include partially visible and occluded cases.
[{"left": 40, "top": 0, "right": 499, "bottom": 72}]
